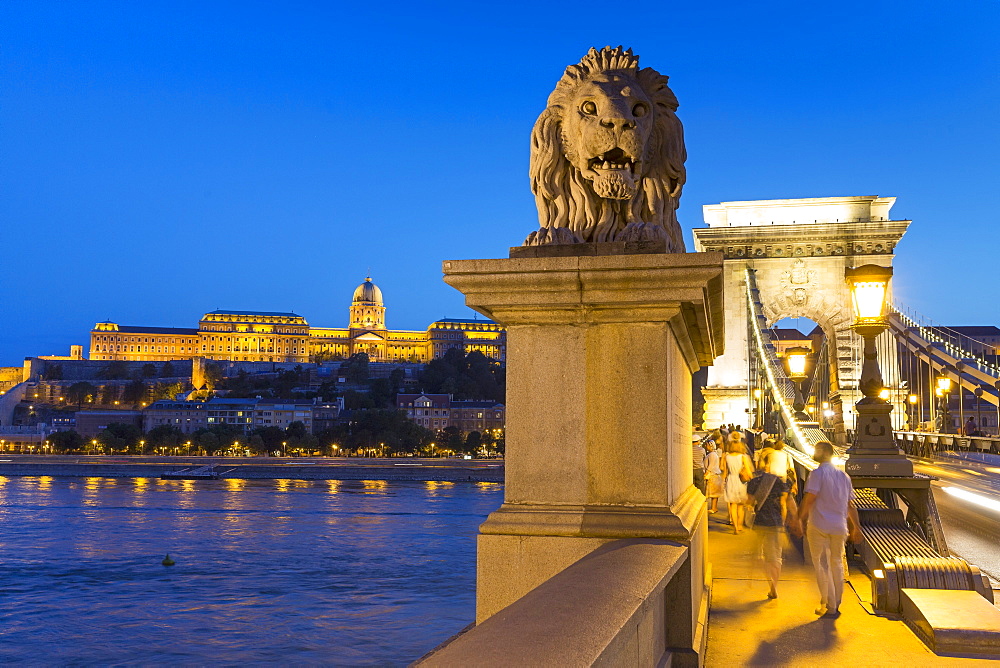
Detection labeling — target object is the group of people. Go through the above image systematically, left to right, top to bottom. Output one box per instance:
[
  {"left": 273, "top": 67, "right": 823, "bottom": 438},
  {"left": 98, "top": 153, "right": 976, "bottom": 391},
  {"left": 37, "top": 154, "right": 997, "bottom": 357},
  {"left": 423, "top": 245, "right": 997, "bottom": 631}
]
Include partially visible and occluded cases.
[
  {"left": 692, "top": 427, "right": 861, "bottom": 617},
  {"left": 696, "top": 427, "right": 795, "bottom": 534}
]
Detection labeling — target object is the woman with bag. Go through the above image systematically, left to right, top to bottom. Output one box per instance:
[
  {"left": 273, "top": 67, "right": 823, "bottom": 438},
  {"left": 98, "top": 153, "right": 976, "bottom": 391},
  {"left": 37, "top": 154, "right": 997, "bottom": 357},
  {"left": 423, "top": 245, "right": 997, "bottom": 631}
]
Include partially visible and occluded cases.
[
  {"left": 721, "top": 436, "right": 754, "bottom": 533},
  {"left": 747, "top": 452, "right": 801, "bottom": 599}
]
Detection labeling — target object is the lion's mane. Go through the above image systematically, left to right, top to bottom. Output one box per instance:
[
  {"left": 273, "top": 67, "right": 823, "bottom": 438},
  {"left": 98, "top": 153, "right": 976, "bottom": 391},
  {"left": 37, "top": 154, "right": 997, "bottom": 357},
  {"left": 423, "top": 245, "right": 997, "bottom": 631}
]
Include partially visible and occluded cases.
[{"left": 527, "top": 46, "right": 686, "bottom": 250}]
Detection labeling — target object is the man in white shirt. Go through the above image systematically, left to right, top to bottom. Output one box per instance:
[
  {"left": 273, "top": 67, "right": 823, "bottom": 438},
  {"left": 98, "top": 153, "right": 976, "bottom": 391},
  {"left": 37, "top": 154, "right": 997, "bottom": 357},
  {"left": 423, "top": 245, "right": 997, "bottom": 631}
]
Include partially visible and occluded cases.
[{"left": 795, "top": 441, "right": 861, "bottom": 617}]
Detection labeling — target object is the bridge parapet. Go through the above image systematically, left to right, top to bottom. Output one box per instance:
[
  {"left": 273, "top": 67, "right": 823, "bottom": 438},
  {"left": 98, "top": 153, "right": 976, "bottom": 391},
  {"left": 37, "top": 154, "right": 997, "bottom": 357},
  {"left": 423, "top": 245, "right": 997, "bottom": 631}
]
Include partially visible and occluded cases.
[{"left": 419, "top": 540, "right": 699, "bottom": 668}]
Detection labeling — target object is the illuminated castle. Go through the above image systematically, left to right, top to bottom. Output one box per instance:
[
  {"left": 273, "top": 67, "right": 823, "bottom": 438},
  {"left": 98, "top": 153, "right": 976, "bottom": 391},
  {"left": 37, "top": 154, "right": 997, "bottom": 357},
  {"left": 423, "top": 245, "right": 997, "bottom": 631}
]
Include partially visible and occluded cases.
[{"left": 89, "top": 277, "right": 505, "bottom": 364}]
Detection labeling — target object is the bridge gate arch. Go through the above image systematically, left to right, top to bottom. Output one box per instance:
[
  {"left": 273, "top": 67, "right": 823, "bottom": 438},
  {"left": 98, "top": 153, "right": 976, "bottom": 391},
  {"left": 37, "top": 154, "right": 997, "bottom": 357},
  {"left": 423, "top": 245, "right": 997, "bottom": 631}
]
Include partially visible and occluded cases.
[{"left": 692, "top": 196, "right": 910, "bottom": 439}]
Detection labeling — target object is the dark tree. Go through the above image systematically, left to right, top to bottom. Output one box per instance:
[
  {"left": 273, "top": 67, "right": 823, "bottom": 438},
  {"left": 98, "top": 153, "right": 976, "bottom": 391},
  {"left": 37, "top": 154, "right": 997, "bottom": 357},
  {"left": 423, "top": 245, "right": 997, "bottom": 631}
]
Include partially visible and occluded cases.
[
  {"left": 419, "top": 350, "right": 504, "bottom": 402},
  {"left": 343, "top": 353, "right": 370, "bottom": 384},
  {"left": 103, "top": 360, "right": 130, "bottom": 380},
  {"left": 160, "top": 361, "right": 176, "bottom": 378},
  {"left": 202, "top": 362, "right": 223, "bottom": 390},
  {"left": 42, "top": 363, "right": 63, "bottom": 381},
  {"left": 141, "top": 363, "right": 157, "bottom": 378},
  {"left": 368, "top": 378, "right": 397, "bottom": 408},
  {"left": 123, "top": 379, "right": 147, "bottom": 404},
  {"left": 66, "top": 381, "right": 98, "bottom": 407},
  {"left": 99, "top": 384, "right": 119, "bottom": 405},
  {"left": 284, "top": 421, "right": 308, "bottom": 443},
  {"left": 99, "top": 422, "right": 142, "bottom": 453},
  {"left": 145, "top": 424, "right": 183, "bottom": 449},
  {"left": 252, "top": 426, "right": 287, "bottom": 451},
  {"left": 441, "top": 426, "right": 464, "bottom": 453},
  {"left": 49, "top": 430, "right": 84, "bottom": 453},
  {"left": 194, "top": 430, "right": 219, "bottom": 455},
  {"left": 464, "top": 430, "right": 482, "bottom": 454}
]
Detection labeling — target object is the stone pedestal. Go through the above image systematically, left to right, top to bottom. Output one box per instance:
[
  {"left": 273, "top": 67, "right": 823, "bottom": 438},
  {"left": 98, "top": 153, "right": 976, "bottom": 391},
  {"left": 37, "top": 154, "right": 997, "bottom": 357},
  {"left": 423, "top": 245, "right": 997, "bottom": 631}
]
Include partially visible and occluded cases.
[
  {"left": 443, "top": 251, "right": 724, "bottom": 623},
  {"left": 846, "top": 400, "right": 914, "bottom": 477}
]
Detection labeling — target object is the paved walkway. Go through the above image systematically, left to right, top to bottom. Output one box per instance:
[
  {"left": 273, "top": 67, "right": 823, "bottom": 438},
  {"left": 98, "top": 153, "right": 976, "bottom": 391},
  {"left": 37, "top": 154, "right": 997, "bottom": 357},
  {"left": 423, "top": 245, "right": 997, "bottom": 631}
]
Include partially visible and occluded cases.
[{"left": 704, "top": 508, "right": 993, "bottom": 666}]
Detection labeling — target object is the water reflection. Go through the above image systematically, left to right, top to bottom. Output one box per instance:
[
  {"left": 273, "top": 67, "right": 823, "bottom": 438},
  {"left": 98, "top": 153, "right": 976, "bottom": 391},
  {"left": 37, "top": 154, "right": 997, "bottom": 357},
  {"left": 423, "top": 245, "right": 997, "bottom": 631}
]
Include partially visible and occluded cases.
[
  {"left": 0, "top": 476, "right": 503, "bottom": 664},
  {"left": 425, "top": 480, "right": 455, "bottom": 493}
]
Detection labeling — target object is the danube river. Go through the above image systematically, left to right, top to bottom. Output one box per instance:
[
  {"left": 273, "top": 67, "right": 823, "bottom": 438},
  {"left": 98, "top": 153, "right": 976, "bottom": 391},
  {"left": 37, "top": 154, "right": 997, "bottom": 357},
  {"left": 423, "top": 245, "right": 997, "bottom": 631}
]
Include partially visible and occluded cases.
[{"left": 0, "top": 475, "right": 503, "bottom": 664}]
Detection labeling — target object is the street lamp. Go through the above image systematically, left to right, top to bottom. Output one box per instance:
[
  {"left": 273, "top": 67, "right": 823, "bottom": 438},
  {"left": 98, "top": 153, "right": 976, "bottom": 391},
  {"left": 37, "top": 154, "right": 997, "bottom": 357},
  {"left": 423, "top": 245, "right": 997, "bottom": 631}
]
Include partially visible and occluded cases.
[
  {"left": 844, "top": 264, "right": 912, "bottom": 476},
  {"left": 784, "top": 346, "right": 811, "bottom": 421},
  {"left": 936, "top": 375, "right": 953, "bottom": 434},
  {"left": 752, "top": 388, "right": 764, "bottom": 429},
  {"left": 907, "top": 394, "right": 918, "bottom": 431}
]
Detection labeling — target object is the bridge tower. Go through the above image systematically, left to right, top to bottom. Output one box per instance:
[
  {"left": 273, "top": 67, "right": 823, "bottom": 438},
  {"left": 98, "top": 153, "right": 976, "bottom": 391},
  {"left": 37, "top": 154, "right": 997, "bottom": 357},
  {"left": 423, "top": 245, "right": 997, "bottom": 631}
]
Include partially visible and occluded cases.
[{"left": 693, "top": 196, "right": 910, "bottom": 439}]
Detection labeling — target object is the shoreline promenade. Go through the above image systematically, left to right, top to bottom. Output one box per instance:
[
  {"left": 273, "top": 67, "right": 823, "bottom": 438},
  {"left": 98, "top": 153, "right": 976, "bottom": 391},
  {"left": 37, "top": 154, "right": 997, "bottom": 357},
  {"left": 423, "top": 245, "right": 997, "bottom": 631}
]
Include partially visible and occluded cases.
[
  {"left": 0, "top": 454, "right": 503, "bottom": 483},
  {"left": 705, "top": 510, "right": 992, "bottom": 666}
]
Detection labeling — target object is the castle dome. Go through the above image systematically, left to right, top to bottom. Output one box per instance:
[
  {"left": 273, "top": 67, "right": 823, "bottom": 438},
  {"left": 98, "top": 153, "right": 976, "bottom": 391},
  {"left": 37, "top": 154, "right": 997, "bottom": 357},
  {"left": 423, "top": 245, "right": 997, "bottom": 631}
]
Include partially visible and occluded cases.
[{"left": 352, "top": 276, "right": 383, "bottom": 304}]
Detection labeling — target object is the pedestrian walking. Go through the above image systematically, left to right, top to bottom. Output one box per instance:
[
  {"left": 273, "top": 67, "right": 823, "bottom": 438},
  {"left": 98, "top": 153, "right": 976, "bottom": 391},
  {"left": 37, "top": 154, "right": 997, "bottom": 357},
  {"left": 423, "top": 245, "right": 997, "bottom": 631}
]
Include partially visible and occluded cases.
[
  {"left": 692, "top": 436, "right": 707, "bottom": 495},
  {"left": 721, "top": 437, "right": 754, "bottom": 533},
  {"left": 765, "top": 438, "right": 796, "bottom": 485},
  {"left": 704, "top": 440, "right": 723, "bottom": 513},
  {"left": 794, "top": 440, "right": 861, "bottom": 617},
  {"left": 747, "top": 452, "right": 800, "bottom": 599}
]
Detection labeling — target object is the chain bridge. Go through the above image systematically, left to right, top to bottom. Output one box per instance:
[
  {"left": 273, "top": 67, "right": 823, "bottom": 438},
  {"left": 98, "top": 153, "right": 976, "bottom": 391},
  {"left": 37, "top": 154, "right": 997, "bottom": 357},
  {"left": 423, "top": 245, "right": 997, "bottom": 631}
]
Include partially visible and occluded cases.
[{"left": 690, "top": 195, "right": 1000, "bottom": 641}]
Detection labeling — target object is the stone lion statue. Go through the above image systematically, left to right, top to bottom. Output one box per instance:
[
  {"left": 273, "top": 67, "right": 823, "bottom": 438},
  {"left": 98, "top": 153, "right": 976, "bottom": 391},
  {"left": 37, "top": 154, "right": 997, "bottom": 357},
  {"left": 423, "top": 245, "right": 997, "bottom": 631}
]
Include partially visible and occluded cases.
[{"left": 524, "top": 46, "right": 686, "bottom": 250}]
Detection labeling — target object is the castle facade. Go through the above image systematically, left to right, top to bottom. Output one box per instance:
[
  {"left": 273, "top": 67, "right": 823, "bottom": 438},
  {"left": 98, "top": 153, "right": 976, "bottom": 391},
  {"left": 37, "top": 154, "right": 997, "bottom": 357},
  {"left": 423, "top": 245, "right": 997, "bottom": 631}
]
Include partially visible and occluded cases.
[{"left": 88, "top": 277, "right": 505, "bottom": 364}]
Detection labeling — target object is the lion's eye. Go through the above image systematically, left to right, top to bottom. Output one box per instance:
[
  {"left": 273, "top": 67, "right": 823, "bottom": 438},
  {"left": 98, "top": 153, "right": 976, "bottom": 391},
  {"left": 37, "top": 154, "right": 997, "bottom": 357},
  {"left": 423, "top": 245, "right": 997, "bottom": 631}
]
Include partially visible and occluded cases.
[
  {"left": 581, "top": 101, "right": 597, "bottom": 115},
  {"left": 632, "top": 103, "right": 648, "bottom": 118}
]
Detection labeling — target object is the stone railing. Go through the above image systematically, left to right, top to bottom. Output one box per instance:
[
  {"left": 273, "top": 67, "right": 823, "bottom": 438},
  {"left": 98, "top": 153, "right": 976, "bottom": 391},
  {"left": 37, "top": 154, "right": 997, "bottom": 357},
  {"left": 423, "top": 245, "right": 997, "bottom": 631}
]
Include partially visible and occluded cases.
[{"left": 418, "top": 539, "right": 705, "bottom": 667}]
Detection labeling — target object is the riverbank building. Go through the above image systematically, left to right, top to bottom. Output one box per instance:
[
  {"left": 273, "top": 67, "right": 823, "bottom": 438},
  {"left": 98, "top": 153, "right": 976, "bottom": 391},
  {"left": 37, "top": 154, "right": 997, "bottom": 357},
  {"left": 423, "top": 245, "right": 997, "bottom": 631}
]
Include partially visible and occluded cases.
[{"left": 88, "top": 277, "right": 506, "bottom": 364}]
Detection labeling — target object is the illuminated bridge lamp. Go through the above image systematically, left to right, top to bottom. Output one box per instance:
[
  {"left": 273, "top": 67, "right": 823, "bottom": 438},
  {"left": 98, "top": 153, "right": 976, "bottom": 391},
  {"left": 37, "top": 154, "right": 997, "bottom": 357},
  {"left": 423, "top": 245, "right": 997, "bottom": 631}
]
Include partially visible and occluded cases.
[
  {"left": 844, "top": 264, "right": 912, "bottom": 476},
  {"left": 784, "top": 346, "right": 811, "bottom": 421},
  {"left": 936, "top": 375, "right": 953, "bottom": 434},
  {"left": 906, "top": 394, "right": 918, "bottom": 431}
]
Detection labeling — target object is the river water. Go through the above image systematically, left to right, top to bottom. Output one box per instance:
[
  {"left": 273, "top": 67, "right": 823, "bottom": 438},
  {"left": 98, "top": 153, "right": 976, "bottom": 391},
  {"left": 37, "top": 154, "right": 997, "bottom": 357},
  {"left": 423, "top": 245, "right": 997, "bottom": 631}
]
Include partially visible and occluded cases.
[{"left": 0, "top": 475, "right": 503, "bottom": 665}]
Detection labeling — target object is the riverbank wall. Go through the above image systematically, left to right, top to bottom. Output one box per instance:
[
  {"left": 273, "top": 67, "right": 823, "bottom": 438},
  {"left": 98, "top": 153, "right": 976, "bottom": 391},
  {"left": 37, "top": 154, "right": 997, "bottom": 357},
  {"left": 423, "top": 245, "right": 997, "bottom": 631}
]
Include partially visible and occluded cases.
[{"left": 0, "top": 458, "right": 504, "bottom": 483}]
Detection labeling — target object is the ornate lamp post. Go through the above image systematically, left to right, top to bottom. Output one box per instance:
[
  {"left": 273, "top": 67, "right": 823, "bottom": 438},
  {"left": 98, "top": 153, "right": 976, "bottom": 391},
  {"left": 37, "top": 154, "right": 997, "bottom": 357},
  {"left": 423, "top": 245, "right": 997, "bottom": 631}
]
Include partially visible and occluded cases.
[
  {"left": 844, "top": 264, "right": 912, "bottom": 476},
  {"left": 784, "top": 346, "right": 811, "bottom": 421},
  {"left": 936, "top": 375, "right": 953, "bottom": 434},
  {"left": 907, "top": 394, "right": 918, "bottom": 431}
]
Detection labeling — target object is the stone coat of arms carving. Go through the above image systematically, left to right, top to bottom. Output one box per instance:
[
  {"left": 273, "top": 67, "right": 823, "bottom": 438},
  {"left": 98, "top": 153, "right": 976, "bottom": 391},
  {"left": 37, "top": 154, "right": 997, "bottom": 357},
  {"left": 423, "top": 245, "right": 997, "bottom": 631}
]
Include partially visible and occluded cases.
[{"left": 780, "top": 259, "right": 815, "bottom": 309}]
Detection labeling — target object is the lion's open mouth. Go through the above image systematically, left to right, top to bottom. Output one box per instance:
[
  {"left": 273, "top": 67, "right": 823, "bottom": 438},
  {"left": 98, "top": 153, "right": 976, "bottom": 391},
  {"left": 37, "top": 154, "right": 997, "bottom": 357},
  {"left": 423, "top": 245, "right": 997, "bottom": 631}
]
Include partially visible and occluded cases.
[{"left": 588, "top": 148, "right": 637, "bottom": 175}]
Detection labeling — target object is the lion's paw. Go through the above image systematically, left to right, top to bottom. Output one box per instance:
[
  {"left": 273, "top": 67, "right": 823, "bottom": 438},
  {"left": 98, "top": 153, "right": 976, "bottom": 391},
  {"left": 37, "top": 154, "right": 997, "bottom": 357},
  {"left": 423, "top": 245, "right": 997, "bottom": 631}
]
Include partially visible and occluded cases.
[
  {"left": 614, "top": 222, "right": 669, "bottom": 244},
  {"left": 523, "top": 227, "right": 584, "bottom": 246}
]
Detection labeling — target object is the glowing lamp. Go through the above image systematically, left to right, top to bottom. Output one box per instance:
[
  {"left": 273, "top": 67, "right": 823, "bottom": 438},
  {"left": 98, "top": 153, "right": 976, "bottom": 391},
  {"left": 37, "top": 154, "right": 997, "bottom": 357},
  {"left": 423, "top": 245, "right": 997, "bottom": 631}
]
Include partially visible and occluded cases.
[
  {"left": 845, "top": 264, "right": 893, "bottom": 329},
  {"left": 785, "top": 347, "right": 810, "bottom": 380},
  {"left": 936, "top": 376, "right": 952, "bottom": 393},
  {"left": 753, "top": 388, "right": 763, "bottom": 399},
  {"left": 878, "top": 388, "right": 890, "bottom": 400},
  {"left": 908, "top": 394, "right": 918, "bottom": 404}
]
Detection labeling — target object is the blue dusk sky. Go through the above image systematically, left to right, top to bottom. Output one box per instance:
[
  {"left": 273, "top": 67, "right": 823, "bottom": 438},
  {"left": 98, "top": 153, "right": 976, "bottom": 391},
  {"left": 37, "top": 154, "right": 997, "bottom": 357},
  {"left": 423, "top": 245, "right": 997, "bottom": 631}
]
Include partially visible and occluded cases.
[{"left": 2, "top": 1, "right": 998, "bottom": 365}]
